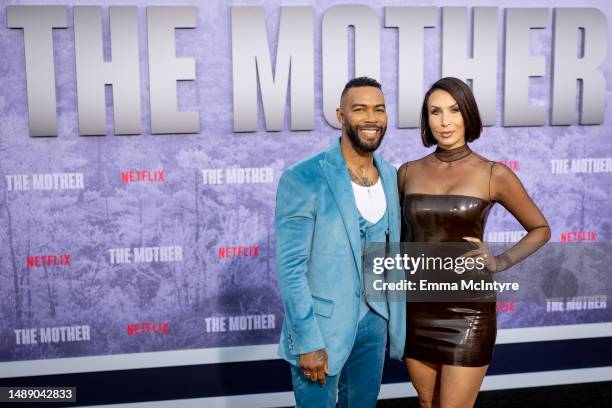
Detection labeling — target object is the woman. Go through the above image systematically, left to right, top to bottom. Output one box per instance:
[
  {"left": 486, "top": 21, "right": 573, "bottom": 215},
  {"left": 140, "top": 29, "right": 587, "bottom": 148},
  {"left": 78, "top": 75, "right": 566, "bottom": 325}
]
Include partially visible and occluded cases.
[{"left": 398, "top": 77, "right": 551, "bottom": 408}]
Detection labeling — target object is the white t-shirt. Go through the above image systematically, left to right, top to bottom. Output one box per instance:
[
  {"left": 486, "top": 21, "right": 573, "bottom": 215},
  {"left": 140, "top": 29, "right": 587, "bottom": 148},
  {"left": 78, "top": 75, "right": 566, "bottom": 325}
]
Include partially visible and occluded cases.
[{"left": 351, "top": 178, "right": 387, "bottom": 223}]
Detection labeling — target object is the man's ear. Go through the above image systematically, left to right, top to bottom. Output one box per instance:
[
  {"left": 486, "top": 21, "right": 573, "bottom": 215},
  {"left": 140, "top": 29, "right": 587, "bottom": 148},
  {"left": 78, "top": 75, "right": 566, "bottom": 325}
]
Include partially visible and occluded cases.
[{"left": 336, "top": 107, "right": 344, "bottom": 126}]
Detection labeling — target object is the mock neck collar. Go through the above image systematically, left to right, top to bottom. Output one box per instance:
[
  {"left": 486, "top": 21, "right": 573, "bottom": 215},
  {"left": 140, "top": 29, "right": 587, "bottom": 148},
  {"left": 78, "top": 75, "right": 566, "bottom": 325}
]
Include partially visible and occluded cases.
[{"left": 434, "top": 143, "right": 471, "bottom": 162}]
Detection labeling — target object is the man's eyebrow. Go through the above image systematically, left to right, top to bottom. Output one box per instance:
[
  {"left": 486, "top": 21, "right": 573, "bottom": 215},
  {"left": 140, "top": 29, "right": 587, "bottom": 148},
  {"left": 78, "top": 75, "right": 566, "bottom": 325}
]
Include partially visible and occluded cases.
[{"left": 350, "top": 103, "right": 386, "bottom": 108}]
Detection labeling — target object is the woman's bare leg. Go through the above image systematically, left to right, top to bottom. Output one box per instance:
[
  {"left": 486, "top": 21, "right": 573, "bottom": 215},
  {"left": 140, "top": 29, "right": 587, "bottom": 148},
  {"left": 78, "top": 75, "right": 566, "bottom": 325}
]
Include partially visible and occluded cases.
[
  {"left": 406, "top": 358, "right": 441, "bottom": 408},
  {"left": 439, "top": 364, "right": 488, "bottom": 408}
]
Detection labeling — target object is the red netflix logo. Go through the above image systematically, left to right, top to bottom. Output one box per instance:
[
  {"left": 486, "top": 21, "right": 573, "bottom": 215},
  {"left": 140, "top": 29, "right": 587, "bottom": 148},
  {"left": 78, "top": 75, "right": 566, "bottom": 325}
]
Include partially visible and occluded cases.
[
  {"left": 499, "top": 160, "right": 519, "bottom": 172},
  {"left": 121, "top": 170, "right": 164, "bottom": 184},
  {"left": 561, "top": 231, "right": 597, "bottom": 242},
  {"left": 218, "top": 246, "right": 260, "bottom": 258},
  {"left": 26, "top": 254, "right": 71, "bottom": 268},
  {"left": 496, "top": 302, "right": 514, "bottom": 313},
  {"left": 127, "top": 322, "right": 169, "bottom": 335}
]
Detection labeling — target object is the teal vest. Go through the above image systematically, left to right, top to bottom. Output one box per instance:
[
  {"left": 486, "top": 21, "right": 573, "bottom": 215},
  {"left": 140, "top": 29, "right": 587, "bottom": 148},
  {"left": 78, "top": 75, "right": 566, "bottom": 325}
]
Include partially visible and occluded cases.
[{"left": 357, "top": 205, "right": 390, "bottom": 321}]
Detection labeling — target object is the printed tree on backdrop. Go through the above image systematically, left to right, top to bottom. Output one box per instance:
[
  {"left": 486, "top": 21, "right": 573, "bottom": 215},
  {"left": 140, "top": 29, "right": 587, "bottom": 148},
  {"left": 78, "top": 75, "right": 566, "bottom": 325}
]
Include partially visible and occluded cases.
[
  {"left": 0, "top": 108, "right": 99, "bottom": 359},
  {"left": 498, "top": 125, "right": 610, "bottom": 328},
  {"left": 479, "top": 126, "right": 560, "bottom": 328},
  {"left": 537, "top": 126, "right": 606, "bottom": 237},
  {"left": 562, "top": 126, "right": 612, "bottom": 325},
  {"left": 518, "top": 127, "right": 574, "bottom": 329},
  {"left": 62, "top": 136, "right": 187, "bottom": 352},
  {"left": 174, "top": 138, "right": 283, "bottom": 335},
  {"left": 104, "top": 139, "right": 176, "bottom": 305},
  {"left": 172, "top": 148, "right": 226, "bottom": 311}
]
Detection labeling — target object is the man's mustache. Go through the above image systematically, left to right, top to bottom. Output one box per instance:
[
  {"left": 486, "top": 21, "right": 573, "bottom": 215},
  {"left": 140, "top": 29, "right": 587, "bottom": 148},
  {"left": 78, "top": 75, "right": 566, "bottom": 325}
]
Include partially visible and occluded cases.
[{"left": 356, "top": 125, "right": 382, "bottom": 131}]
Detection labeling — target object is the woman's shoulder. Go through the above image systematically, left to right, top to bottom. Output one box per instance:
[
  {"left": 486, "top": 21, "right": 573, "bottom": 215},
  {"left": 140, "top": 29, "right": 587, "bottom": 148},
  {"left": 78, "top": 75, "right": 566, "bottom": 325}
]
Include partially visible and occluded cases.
[
  {"left": 467, "top": 149, "right": 493, "bottom": 164},
  {"left": 467, "top": 150, "right": 519, "bottom": 183},
  {"left": 398, "top": 153, "right": 433, "bottom": 171},
  {"left": 397, "top": 155, "right": 436, "bottom": 186}
]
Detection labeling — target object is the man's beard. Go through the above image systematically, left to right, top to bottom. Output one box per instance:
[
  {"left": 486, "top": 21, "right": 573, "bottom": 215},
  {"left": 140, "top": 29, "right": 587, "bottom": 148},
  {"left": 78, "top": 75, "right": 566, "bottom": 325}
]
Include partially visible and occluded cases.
[{"left": 345, "top": 123, "right": 387, "bottom": 153}]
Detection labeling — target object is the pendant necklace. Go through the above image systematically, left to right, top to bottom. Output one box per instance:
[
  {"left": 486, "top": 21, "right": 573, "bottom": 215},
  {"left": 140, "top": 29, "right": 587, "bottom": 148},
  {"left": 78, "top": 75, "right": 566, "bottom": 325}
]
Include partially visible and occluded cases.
[{"left": 348, "top": 159, "right": 375, "bottom": 198}]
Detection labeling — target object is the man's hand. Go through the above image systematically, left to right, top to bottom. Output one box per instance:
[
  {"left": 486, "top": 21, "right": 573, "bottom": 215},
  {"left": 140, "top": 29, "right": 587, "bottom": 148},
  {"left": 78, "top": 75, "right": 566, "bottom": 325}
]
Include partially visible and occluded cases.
[{"left": 299, "top": 349, "right": 329, "bottom": 385}]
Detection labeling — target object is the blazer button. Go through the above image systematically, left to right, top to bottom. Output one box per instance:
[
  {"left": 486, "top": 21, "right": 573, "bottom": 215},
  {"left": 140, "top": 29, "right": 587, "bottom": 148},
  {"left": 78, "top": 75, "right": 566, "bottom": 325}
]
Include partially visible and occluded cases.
[{"left": 355, "top": 291, "right": 360, "bottom": 298}]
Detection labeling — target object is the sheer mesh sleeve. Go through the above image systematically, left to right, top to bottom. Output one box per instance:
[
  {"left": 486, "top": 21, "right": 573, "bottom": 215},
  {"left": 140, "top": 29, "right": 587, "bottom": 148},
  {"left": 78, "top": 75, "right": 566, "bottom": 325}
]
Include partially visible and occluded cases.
[
  {"left": 398, "top": 162, "right": 408, "bottom": 198},
  {"left": 398, "top": 163, "right": 409, "bottom": 241},
  {"left": 490, "top": 163, "right": 551, "bottom": 272}
]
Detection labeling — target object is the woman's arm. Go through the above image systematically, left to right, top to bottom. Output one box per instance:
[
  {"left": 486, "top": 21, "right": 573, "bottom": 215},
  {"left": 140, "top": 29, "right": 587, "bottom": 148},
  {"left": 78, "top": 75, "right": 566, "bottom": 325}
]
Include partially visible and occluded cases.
[{"left": 489, "top": 162, "right": 551, "bottom": 272}]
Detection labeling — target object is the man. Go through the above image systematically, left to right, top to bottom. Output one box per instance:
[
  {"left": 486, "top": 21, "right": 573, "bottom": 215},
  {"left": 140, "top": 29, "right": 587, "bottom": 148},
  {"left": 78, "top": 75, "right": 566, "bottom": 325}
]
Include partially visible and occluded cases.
[{"left": 275, "top": 77, "right": 405, "bottom": 407}]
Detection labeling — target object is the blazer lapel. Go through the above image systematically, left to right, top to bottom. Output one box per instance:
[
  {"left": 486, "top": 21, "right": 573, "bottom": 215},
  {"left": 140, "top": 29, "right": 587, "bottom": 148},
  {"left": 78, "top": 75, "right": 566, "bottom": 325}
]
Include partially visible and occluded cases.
[{"left": 320, "top": 141, "right": 362, "bottom": 275}]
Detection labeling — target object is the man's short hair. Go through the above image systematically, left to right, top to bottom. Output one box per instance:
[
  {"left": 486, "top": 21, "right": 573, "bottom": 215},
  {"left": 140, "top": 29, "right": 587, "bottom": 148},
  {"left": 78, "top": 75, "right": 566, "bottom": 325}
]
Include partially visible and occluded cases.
[{"left": 340, "top": 77, "right": 382, "bottom": 101}]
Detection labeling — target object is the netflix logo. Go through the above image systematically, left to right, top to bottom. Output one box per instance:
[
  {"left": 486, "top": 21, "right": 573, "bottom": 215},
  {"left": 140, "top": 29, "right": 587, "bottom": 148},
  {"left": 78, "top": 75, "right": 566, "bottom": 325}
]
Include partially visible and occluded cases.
[
  {"left": 499, "top": 160, "right": 519, "bottom": 172},
  {"left": 121, "top": 170, "right": 164, "bottom": 184},
  {"left": 560, "top": 231, "right": 597, "bottom": 242},
  {"left": 218, "top": 246, "right": 260, "bottom": 258},
  {"left": 26, "top": 254, "right": 71, "bottom": 268},
  {"left": 496, "top": 302, "right": 514, "bottom": 313},
  {"left": 127, "top": 322, "right": 169, "bottom": 335}
]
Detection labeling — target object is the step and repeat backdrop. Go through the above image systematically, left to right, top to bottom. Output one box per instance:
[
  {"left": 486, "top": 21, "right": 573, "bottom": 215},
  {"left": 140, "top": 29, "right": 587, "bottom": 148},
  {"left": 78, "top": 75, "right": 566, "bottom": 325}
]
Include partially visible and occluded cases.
[{"left": 0, "top": 0, "right": 611, "bottom": 382}]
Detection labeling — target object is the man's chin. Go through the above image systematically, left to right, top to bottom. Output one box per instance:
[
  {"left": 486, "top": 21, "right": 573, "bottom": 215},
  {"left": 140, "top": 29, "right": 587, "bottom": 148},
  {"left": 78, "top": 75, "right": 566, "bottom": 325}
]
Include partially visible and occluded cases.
[
  {"left": 346, "top": 127, "right": 385, "bottom": 153},
  {"left": 358, "top": 135, "right": 383, "bottom": 151},
  {"left": 355, "top": 141, "right": 381, "bottom": 153}
]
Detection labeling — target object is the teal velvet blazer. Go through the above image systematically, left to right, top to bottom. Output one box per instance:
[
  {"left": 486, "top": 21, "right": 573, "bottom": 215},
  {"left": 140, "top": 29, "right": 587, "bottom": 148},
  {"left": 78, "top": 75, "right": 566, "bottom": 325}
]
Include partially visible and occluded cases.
[{"left": 275, "top": 139, "right": 406, "bottom": 375}]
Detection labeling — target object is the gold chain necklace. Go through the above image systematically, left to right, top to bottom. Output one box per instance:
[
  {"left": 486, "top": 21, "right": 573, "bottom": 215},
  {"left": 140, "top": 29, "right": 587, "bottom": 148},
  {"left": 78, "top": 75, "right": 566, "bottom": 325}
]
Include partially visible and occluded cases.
[{"left": 347, "top": 159, "right": 377, "bottom": 196}]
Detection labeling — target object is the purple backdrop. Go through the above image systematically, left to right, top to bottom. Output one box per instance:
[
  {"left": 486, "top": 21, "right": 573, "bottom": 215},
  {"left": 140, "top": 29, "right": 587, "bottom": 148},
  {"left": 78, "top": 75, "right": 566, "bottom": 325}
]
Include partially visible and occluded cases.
[{"left": 0, "top": 0, "right": 611, "bottom": 365}]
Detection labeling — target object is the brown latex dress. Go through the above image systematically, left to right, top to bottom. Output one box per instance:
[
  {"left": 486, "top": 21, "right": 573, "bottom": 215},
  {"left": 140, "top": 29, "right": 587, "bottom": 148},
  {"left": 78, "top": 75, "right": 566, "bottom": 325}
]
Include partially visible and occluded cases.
[{"left": 399, "top": 143, "right": 550, "bottom": 367}]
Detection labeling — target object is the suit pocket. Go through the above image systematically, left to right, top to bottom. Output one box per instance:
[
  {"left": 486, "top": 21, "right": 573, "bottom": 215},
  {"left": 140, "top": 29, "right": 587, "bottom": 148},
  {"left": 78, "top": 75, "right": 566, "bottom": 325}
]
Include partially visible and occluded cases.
[{"left": 312, "top": 295, "right": 334, "bottom": 318}]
